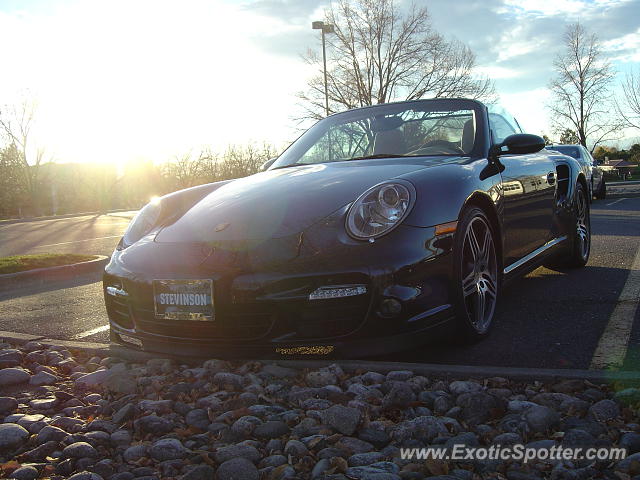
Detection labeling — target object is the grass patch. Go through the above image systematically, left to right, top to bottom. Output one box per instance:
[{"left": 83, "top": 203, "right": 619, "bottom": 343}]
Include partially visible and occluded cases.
[{"left": 0, "top": 253, "right": 98, "bottom": 274}]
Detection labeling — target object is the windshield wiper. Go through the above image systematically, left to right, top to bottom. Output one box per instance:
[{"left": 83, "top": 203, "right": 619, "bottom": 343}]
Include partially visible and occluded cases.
[
  {"left": 271, "top": 153, "right": 411, "bottom": 170},
  {"left": 345, "top": 153, "right": 411, "bottom": 161},
  {"left": 271, "top": 164, "right": 298, "bottom": 170}
]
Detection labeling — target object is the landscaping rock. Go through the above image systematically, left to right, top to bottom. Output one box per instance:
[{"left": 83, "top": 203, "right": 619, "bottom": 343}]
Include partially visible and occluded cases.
[
  {"left": 0, "top": 367, "right": 30, "bottom": 385},
  {"left": 0, "top": 396, "right": 18, "bottom": 414},
  {"left": 322, "top": 404, "right": 361, "bottom": 435},
  {"left": 0, "top": 423, "right": 29, "bottom": 450},
  {"left": 149, "top": 438, "right": 187, "bottom": 461},
  {"left": 216, "top": 457, "right": 258, "bottom": 480}
]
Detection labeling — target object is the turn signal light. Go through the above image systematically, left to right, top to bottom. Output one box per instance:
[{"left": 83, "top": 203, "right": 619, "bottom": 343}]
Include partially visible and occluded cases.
[{"left": 435, "top": 221, "right": 458, "bottom": 236}]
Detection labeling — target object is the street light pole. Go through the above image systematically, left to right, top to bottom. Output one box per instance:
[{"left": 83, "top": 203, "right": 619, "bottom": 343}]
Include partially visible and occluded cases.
[{"left": 312, "top": 21, "right": 334, "bottom": 117}]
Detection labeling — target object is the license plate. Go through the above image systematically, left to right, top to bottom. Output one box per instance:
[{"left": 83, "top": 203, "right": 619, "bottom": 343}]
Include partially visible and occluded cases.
[{"left": 153, "top": 279, "right": 214, "bottom": 321}]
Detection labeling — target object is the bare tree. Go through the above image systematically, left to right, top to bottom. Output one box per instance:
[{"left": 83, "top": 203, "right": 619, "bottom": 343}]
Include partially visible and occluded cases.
[
  {"left": 298, "top": 0, "right": 495, "bottom": 120},
  {"left": 548, "top": 23, "right": 621, "bottom": 151},
  {"left": 617, "top": 69, "right": 640, "bottom": 131},
  {"left": 0, "top": 95, "right": 49, "bottom": 215},
  {"left": 0, "top": 143, "right": 24, "bottom": 217},
  {"left": 161, "top": 143, "right": 279, "bottom": 193},
  {"left": 219, "top": 143, "right": 278, "bottom": 178},
  {"left": 162, "top": 151, "right": 209, "bottom": 190}
]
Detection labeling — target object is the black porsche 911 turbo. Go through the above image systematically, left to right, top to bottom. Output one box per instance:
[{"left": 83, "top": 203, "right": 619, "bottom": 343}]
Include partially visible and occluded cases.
[{"left": 104, "top": 98, "right": 590, "bottom": 358}]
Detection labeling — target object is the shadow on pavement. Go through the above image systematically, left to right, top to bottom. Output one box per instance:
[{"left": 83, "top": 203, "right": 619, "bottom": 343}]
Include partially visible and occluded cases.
[
  {"left": 372, "top": 263, "right": 631, "bottom": 370},
  {"left": 0, "top": 271, "right": 103, "bottom": 302}
]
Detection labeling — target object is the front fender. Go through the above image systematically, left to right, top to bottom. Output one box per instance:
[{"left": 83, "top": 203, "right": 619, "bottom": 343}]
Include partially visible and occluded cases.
[
  {"left": 551, "top": 155, "right": 584, "bottom": 205},
  {"left": 399, "top": 158, "right": 502, "bottom": 228}
]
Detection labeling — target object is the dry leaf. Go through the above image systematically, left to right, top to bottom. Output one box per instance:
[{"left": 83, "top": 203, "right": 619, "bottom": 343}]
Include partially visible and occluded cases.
[{"left": 0, "top": 461, "right": 20, "bottom": 474}]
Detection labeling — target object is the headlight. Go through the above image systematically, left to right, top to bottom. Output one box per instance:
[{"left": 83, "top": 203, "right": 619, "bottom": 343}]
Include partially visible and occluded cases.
[
  {"left": 346, "top": 180, "right": 415, "bottom": 240},
  {"left": 121, "top": 198, "right": 161, "bottom": 248}
]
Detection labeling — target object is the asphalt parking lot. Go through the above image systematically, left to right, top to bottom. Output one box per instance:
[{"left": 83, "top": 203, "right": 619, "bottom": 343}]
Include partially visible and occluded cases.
[
  {"left": 0, "top": 195, "right": 639, "bottom": 371},
  {"left": 390, "top": 195, "right": 640, "bottom": 370},
  {"left": 0, "top": 211, "right": 137, "bottom": 257}
]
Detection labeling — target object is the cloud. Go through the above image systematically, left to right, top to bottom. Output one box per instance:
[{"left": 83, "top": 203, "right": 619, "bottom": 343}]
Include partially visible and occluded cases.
[
  {"left": 1, "top": 0, "right": 638, "bottom": 162},
  {"left": 243, "top": 0, "right": 327, "bottom": 22},
  {"left": 423, "top": 0, "right": 640, "bottom": 105},
  {"left": 499, "top": 0, "right": 632, "bottom": 18},
  {"left": 603, "top": 28, "right": 640, "bottom": 62},
  {"left": 475, "top": 66, "right": 521, "bottom": 79},
  {"left": 500, "top": 87, "right": 553, "bottom": 135}
]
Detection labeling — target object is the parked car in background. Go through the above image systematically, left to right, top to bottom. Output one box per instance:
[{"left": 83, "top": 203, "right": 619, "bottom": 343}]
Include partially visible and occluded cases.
[
  {"left": 104, "top": 98, "right": 591, "bottom": 358},
  {"left": 546, "top": 144, "right": 606, "bottom": 199}
]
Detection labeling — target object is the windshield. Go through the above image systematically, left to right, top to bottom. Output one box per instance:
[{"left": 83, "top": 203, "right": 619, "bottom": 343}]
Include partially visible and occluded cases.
[
  {"left": 272, "top": 99, "right": 481, "bottom": 169},
  {"left": 548, "top": 145, "right": 581, "bottom": 159}
]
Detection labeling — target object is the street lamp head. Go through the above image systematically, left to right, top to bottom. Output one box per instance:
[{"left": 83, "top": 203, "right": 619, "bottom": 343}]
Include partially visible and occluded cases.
[{"left": 312, "top": 21, "right": 335, "bottom": 34}]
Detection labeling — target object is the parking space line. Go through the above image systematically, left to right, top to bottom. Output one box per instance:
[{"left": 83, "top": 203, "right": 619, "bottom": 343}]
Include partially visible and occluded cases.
[
  {"left": 606, "top": 198, "right": 627, "bottom": 206},
  {"left": 31, "top": 235, "right": 122, "bottom": 248},
  {"left": 590, "top": 243, "right": 640, "bottom": 370},
  {"left": 71, "top": 325, "right": 110, "bottom": 339}
]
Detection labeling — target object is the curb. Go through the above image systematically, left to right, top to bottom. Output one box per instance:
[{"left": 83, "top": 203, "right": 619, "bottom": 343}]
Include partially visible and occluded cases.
[
  {"left": 608, "top": 180, "right": 640, "bottom": 186},
  {"left": 599, "top": 184, "right": 640, "bottom": 199},
  {"left": 602, "top": 192, "right": 640, "bottom": 199},
  {"left": 0, "top": 209, "right": 136, "bottom": 226},
  {"left": 0, "top": 256, "right": 109, "bottom": 293},
  {"left": 2, "top": 330, "right": 639, "bottom": 384},
  {"left": 0, "top": 331, "right": 110, "bottom": 357},
  {"left": 111, "top": 345, "right": 640, "bottom": 384}
]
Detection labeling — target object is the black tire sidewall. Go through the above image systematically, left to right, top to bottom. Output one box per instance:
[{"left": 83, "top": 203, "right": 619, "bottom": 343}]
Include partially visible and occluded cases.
[
  {"left": 569, "top": 182, "right": 591, "bottom": 266},
  {"left": 452, "top": 206, "right": 499, "bottom": 341}
]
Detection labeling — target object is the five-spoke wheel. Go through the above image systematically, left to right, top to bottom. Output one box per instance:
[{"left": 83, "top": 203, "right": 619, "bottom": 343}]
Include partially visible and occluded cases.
[
  {"left": 566, "top": 182, "right": 591, "bottom": 267},
  {"left": 454, "top": 207, "right": 499, "bottom": 341}
]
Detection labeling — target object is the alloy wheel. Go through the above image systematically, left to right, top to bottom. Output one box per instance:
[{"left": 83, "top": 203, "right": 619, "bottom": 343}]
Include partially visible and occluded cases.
[
  {"left": 576, "top": 188, "right": 590, "bottom": 260},
  {"left": 461, "top": 216, "right": 498, "bottom": 333}
]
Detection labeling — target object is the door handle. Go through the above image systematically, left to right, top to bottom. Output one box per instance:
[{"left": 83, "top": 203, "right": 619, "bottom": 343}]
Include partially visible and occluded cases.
[{"left": 547, "top": 172, "right": 556, "bottom": 185}]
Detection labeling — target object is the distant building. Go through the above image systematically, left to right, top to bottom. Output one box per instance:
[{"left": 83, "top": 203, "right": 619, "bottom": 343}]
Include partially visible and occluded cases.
[{"left": 601, "top": 157, "right": 635, "bottom": 178}]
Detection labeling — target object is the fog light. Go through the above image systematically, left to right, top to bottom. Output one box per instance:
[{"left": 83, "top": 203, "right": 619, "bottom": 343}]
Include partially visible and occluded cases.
[
  {"left": 309, "top": 285, "right": 367, "bottom": 300},
  {"left": 106, "top": 286, "right": 128, "bottom": 297},
  {"left": 380, "top": 298, "right": 402, "bottom": 317}
]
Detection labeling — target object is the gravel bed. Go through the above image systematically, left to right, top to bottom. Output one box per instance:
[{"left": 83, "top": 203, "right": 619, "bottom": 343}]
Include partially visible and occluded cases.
[{"left": 1, "top": 341, "right": 640, "bottom": 479}]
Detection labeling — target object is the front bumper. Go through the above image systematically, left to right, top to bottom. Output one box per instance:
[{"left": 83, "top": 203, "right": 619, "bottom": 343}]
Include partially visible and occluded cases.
[{"left": 103, "top": 223, "right": 456, "bottom": 359}]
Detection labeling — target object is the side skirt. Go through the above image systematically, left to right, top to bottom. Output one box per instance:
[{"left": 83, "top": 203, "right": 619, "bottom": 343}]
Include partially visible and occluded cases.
[{"left": 503, "top": 236, "right": 568, "bottom": 281}]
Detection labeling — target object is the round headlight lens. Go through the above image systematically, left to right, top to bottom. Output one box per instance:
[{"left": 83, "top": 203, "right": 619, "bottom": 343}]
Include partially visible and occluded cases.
[
  {"left": 346, "top": 180, "right": 415, "bottom": 239},
  {"left": 121, "top": 200, "right": 161, "bottom": 248}
]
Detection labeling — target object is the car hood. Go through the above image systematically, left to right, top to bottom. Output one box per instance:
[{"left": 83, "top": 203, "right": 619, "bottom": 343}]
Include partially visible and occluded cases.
[{"left": 155, "top": 158, "right": 458, "bottom": 243}]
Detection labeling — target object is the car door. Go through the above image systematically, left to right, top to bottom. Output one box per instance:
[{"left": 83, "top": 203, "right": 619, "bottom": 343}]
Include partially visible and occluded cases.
[
  {"left": 489, "top": 112, "right": 557, "bottom": 268},
  {"left": 582, "top": 147, "right": 602, "bottom": 191}
]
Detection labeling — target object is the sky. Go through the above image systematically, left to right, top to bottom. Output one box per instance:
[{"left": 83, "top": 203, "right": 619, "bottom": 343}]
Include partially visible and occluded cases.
[{"left": 0, "top": 0, "right": 638, "bottom": 166}]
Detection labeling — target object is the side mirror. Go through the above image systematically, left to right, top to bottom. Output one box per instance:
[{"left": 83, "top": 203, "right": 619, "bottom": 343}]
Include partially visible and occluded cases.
[
  {"left": 493, "top": 134, "right": 545, "bottom": 157},
  {"left": 260, "top": 158, "right": 277, "bottom": 171}
]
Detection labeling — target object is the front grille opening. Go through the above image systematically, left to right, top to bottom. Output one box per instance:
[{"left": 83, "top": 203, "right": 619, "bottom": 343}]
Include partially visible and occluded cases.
[
  {"left": 556, "top": 164, "right": 570, "bottom": 201},
  {"left": 104, "top": 276, "right": 134, "bottom": 329},
  {"left": 106, "top": 295, "right": 134, "bottom": 329},
  {"left": 279, "top": 295, "right": 370, "bottom": 339},
  {"left": 131, "top": 305, "right": 274, "bottom": 341}
]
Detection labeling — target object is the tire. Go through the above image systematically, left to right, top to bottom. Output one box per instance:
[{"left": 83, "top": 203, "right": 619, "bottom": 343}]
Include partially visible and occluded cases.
[
  {"left": 594, "top": 179, "right": 606, "bottom": 199},
  {"left": 565, "top": 182, "right": 591, "bottom": 268},
  {"left": 453, "top": 207, "right": 500, "bottom": 343}
]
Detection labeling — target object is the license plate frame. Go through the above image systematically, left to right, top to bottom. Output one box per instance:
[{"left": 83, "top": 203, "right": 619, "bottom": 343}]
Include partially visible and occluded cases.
[{"left": 152, "top": 279, "right": 214, "bottom": 321}]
